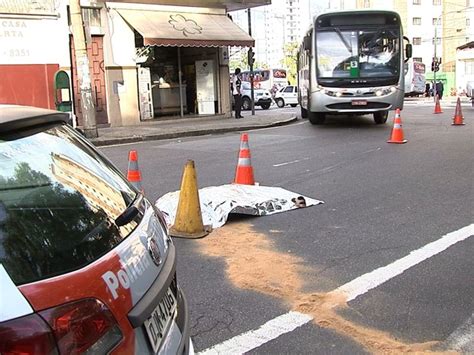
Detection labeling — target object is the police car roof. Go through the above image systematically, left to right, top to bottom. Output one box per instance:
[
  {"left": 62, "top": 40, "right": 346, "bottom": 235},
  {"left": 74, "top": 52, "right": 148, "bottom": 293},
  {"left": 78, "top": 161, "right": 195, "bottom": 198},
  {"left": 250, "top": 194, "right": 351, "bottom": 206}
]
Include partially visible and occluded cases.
[{"left": 0, "top": 105, "right": 68, "bottom": 133}]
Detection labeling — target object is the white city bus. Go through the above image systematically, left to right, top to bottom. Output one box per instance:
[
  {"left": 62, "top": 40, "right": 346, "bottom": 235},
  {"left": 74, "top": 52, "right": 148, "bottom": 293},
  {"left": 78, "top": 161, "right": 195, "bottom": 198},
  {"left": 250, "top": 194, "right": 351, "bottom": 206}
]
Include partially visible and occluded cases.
[
  {"left": 297, "top": 10, "right": 412, "bottom": 124},
  {"left": 241, "top": 68, "right": 288, "bottom": 93}
]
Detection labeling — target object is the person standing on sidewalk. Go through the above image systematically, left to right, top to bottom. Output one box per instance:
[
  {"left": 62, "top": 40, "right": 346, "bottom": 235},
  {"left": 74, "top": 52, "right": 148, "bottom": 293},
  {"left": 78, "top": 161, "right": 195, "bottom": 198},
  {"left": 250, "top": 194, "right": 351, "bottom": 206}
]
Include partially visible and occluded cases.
[
  {"left": 232, "top": 68, "right": 243, "bottom": 119},
  {"left": 436, "top": 81, "right": 444, "bottom": 100}
]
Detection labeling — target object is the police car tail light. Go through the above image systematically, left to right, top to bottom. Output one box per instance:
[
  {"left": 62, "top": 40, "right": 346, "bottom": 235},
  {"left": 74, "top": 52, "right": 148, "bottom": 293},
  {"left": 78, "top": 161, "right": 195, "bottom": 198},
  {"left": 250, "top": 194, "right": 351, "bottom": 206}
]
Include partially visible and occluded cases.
[
  {"left": 40, "top": 298, "right": 123, "bottom": 355},
  {"left": 0, "top": 313, "right": 57, "bottom": 355}
]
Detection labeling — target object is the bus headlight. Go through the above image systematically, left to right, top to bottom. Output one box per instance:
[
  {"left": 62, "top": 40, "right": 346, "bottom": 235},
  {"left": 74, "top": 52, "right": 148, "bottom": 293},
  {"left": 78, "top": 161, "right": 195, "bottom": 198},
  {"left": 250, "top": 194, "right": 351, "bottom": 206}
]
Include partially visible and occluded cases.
[
  {"left": 318, "top": 86, "right": 345, "bottom": 97},
  {"left": 319, "top": 87, "right": 336, "bottom": 96},
  {"left": 377, "top": 87, "right": 398, "bottom": 96}
]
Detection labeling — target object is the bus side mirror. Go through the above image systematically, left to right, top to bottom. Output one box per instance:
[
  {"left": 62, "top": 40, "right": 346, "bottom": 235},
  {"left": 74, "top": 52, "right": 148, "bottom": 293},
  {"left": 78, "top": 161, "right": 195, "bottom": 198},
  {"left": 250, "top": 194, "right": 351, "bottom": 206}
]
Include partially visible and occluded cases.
[
  {"left": 303, "top": 35, "right": 311, "bottom": 51},
  {"left": 403, "top": 36, "right": 412, "bottom": 63},
  {"left": 405, "top": 44, "right": 412, "bottom": 61}
]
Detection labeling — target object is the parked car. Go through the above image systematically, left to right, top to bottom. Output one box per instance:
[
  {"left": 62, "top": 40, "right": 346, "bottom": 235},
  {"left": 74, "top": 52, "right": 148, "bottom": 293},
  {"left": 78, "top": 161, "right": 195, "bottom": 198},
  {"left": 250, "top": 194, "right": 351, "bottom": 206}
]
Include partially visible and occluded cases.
[
  {"left": 240, "top": 81, "right": 272, "bottom": 110},
  {"left": 274, "top": 85, "right": 298, "bottom": 108},
  {"left": 0, "top": 105, "right": 192, "bottom": 354}
]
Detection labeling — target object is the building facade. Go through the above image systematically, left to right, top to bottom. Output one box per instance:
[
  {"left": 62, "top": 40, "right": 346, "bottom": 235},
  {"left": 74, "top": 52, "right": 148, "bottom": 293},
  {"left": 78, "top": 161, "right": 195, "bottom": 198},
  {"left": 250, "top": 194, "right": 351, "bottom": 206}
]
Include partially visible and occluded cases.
[
  {"left": 0, "top": 0, "right": 266, "bottom": 127},
  {"left": 229, "top": 0, "right": 312, "bottom": 70},
  {"left": 0, "top": 1, "right": 71, "bottom": 110},
  {"left": 229, "top": 6, "right": 285, "bottom": 69},
  {"left": 456, "top": 41, "right": 474, "bottom": 95}
]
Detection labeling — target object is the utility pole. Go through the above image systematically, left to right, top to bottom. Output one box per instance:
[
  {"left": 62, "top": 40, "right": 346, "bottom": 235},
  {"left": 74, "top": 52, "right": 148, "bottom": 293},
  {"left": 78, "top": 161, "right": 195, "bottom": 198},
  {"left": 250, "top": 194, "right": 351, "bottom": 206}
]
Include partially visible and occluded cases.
[
  {"left": 70, "top": 0, "right": 98, "bottom": 138},
  {"left": 247, "top": 8, "right": 255, "bottom": 115},
  {"left": 433, "top": 19, "right": 438, "bottom": 100}
]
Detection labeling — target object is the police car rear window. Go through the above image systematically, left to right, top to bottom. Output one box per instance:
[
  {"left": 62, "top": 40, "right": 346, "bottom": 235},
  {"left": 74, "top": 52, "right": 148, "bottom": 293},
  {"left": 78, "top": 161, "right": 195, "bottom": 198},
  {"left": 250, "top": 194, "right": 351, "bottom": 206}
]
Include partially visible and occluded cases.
[{"left": 0, "top": 124, "right": 138, "bottom": 285}]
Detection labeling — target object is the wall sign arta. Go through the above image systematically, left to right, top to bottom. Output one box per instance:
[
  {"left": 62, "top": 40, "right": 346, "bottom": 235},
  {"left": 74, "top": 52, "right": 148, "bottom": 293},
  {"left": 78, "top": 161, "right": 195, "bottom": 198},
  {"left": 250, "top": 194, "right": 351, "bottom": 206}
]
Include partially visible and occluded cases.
[
  {"left": 168, "top": 14, "right": 203, "bottom": 37},
  {"left": 0, "top": 18, "right": 64, "bottom": 64}
]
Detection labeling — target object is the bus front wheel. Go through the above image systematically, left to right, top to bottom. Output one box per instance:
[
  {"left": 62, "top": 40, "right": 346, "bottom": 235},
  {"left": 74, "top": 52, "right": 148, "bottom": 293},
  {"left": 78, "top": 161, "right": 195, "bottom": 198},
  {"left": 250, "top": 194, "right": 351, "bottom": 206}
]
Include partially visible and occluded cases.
[
  {"left": 373, "top": 111, "right": 388, "bottom": 124},
  {"left": 308, "top": 112, "right": 326, "bottom": 125}
]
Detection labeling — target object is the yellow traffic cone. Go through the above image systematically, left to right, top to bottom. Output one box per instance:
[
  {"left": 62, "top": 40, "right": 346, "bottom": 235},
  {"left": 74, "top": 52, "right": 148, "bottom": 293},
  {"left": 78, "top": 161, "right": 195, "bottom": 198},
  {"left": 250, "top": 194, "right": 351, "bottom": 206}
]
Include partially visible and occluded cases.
[{"left": 169, "top": 160, "right": 211, "bottom": 239}]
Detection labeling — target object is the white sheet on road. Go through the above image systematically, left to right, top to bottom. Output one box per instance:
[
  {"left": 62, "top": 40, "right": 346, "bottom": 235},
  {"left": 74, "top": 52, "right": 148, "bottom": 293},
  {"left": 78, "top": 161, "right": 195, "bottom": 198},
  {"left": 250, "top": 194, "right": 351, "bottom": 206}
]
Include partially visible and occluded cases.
[{"left": 156, "top": 184, "right": 324, "bottom": 229}]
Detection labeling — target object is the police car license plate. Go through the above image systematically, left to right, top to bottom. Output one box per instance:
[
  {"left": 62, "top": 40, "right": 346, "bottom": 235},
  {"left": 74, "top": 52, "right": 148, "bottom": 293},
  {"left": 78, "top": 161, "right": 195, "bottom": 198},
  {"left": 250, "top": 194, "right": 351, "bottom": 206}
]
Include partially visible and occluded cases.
[
  {"left": 352, "top": 100, "right": 367, "bottom": 106},
  {"left": 144, "top": 287, "right": 177, "bottom": 353}
]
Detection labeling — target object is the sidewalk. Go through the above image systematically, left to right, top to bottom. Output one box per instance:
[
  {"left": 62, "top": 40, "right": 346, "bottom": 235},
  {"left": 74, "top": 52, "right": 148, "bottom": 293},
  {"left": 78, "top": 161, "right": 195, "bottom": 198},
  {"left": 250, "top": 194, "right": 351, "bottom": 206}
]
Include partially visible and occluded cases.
[
  {"left": 404, "top": 96, "right": 473, "bottom": 106},
  {"left": 90, "top": 110, "right": 297, "bottom": 146}
]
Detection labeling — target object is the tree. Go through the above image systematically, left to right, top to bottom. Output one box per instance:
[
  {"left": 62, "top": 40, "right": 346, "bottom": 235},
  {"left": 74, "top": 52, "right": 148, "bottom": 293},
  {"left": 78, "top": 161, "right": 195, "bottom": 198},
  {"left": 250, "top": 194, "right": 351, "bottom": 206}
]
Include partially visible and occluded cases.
[
  {"left": 281, "top": 41, "right": 299, "bottom": 85},
  {"left": 229, "top": 49, "right": 271, "bottom": 72},
  {"left": 229, "top": 50, "right": 248, "bottom": 72},
  {"left": 254, "top": 61, "right": 269, "bottom": 70}
]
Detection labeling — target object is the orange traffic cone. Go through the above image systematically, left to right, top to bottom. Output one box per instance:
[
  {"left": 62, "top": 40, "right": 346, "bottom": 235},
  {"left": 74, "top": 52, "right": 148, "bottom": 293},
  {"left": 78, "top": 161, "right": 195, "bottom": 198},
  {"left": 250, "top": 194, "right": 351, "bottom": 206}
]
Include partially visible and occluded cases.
[
  {"left": 434, "top": 95, "right": 443, "bottom": 114},
  {"left": 452, "top": 97, "right": 465, "bottom": 126},
  {"left": 387, "top": 109, "right": 407, "bottom": 144},
  {"left": 234, "top": 133, "right": 255, "bottom": 185},
  {"left": 127, "top": 150, "right": 143, "bottom": 192},
  {"left": 169, "top": 160, "right": 211, "bottom": 239}
]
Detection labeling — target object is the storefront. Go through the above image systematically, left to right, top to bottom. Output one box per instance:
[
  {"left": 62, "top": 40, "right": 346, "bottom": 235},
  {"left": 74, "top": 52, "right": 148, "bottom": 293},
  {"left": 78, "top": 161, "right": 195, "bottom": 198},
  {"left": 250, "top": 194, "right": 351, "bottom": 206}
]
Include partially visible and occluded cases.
[
  {"left": 0, "top": 1, "right": 261, "bottom": 128},
  {"left": 105, "top": 3, "right": 254, "bottom": 123},
  {"left": 137, "top": 46, "right": 222, "bottom": 117}
]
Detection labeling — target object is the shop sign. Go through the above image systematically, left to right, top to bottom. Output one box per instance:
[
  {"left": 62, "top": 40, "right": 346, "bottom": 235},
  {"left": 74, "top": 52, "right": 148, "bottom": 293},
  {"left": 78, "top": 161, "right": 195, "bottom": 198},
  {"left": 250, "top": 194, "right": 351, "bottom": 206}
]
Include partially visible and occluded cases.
[
  {"left": 0, "top": 0, "right": 58, "bottom": 17},
  {"left": 0, "top": 18, "right": 67, "bottom": 64}
]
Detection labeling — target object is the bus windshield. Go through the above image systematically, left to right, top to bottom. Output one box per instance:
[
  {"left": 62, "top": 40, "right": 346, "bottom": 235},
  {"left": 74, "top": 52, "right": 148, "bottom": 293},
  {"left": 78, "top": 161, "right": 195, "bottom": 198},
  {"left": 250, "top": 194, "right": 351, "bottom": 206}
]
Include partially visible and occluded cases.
[{"left": 316, "top": 28, "right": 400, "bottom": 79}]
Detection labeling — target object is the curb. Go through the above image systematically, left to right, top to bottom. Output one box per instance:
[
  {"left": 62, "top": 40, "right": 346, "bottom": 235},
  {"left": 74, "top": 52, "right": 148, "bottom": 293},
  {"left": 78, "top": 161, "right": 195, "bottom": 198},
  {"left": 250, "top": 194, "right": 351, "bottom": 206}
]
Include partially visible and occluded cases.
[{"left": 91, "top": 116, "right": 298, "bottom": 147}]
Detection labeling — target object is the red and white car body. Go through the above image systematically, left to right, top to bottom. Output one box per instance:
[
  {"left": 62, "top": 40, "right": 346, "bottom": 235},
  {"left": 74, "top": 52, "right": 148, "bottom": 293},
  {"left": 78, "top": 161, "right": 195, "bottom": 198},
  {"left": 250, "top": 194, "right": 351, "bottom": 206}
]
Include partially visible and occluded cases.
[{"left": 0, "top": 105, "right": 192, "bottom": 354}]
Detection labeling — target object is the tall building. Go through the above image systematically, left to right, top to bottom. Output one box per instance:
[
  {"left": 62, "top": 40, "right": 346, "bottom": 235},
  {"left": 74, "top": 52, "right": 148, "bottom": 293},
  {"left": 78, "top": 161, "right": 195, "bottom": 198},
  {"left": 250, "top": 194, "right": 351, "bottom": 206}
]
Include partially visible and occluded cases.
[
  {"left": 229, "top": 0, "right": 312, "bottom": 69},
  {"left": 284, "top": 0, "right": 309, "bottom": 43},
  {"left": 395, "top": 0, "right": 471, "bottom": 94},
  {"left": 441, "top": 1, "right": 470, "bottom": 72},
  {"left": 468, "top": 5, "right": 474, "bottom": 41}
]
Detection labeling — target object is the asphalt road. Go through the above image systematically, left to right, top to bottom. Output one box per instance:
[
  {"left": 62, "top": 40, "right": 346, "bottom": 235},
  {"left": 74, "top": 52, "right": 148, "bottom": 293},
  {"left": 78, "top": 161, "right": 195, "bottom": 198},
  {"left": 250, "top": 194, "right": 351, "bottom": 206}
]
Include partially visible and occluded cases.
[{"left": 100, "top": 104, "right": 473, "bottom": 354}]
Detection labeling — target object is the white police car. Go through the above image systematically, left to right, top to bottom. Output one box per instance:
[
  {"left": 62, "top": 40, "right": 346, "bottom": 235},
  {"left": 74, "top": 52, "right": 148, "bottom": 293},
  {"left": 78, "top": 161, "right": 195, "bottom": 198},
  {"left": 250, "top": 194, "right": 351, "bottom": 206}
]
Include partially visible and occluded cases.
[{"left": 0, "top": 105, "right": 193, "bottom": 354}]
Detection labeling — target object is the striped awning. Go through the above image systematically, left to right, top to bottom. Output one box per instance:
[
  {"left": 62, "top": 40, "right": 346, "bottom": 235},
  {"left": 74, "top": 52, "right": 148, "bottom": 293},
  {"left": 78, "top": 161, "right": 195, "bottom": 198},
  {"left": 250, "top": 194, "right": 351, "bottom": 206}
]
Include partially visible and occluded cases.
[{"left": 116, "top": 8, "right": 254, "bottom": 47}]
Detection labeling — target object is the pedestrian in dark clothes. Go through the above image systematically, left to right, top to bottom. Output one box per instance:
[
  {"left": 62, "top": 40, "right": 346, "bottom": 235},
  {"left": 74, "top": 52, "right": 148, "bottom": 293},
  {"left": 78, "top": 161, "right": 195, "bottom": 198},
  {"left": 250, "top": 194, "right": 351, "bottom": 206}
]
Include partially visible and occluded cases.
[
  {"left": 232, "top": 68, "right": 243, "bottom": 118},
  {"left": 436, "top": 81, "right": 444, "bottom": 100}
]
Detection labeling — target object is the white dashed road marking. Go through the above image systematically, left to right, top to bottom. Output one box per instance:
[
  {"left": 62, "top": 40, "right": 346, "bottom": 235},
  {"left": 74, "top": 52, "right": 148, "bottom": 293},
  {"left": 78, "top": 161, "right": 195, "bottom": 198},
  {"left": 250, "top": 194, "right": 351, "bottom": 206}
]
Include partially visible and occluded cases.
[
  {"left": 273, "top": 157, "right": 310, "bottom": 167},
  {"left": 198, "top": 224, "right": 474, "bottom": 354},
  {"left": 336, "top": 224, "right": 474, "bottom": 302},
  {"left": 198, "top": 312, "right": 313, "bottom": 355}
]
